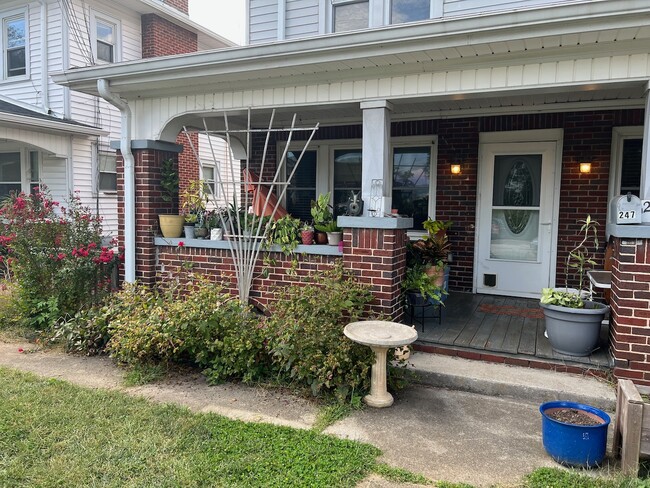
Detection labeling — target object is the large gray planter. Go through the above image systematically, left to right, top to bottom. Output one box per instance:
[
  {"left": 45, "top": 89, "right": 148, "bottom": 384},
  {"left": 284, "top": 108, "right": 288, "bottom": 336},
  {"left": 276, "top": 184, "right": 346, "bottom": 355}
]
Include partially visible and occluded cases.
[{"left": 540, "top": 301, "right": 609, "bottom": 356}]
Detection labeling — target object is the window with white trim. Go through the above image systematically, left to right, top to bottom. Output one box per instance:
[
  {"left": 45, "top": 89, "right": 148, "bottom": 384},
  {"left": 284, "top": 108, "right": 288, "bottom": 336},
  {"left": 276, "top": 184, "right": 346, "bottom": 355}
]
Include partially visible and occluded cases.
[
  {"left": 332, "top": 0, "right": 369, "bottom": 32},
  {"left": 390, "top": 0, "right": 431, "bottom": 24},
  {"left": 3, "top": 13, "right": 26, "bottom": 78},
  {"left": 91, "top": 13, "right": 120, "bottom": 64},
  {"left": 609, "top": 127, "right": 643, "bottom": 205},
  {"left": 392, "top": 145, "right": 433, "bottom": 230},
  {"left": 333, "top": 148, "right": 362, "bottom": 215},
  {"left": 0, "top": 151, "right": 22, "bottom": 198},
  {"left": 98, "top": 151, "right": 117, "bottom": 192}
]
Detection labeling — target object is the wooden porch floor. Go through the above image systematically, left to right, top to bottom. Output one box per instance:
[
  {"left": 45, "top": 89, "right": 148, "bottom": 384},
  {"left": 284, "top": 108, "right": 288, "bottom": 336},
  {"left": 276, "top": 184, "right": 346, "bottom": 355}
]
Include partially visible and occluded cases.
[{"left": 406, "top": 292, "right": 611, "bottom": 370}]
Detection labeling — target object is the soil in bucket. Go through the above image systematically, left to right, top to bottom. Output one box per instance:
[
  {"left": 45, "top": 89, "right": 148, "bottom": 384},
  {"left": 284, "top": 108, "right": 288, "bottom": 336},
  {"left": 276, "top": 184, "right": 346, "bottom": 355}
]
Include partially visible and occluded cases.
[{"left": 546, "top": 408, "right": 603, "bottom": 426}]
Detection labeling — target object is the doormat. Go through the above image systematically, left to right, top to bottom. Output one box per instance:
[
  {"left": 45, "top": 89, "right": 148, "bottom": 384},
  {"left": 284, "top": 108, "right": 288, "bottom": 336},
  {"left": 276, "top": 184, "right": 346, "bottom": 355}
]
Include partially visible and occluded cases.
[{"left": 478, "top": 304, "right": 544, "bottom": 319}]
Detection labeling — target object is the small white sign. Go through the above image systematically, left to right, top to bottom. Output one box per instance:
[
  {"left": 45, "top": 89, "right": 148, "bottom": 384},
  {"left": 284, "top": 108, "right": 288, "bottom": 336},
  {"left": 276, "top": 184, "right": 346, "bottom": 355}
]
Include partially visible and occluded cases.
[{"left": 643, "top": 200, "right": 650, "bottom": 223}]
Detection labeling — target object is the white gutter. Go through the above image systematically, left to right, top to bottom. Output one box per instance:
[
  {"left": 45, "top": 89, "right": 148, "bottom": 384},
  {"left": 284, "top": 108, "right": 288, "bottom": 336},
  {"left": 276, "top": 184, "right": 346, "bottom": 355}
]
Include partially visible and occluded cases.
[
  {"left": 38, "top": 1, "right": 50, "bottom": 113},
  {"left": 97, "top": 79, "right": 136, "bottom": 283},
  {"left": 0, "top": 113, "right": 107, "bottom": 136}
]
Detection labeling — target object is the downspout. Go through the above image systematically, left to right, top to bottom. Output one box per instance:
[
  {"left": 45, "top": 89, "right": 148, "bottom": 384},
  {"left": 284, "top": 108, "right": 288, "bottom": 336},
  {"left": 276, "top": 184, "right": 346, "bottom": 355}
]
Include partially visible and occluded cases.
[
  {"left": 38, "top": 1, "right": 50, "bottom": 113},
  {"left": 97, "top": 79, "right": 136, "bottom": 283}
]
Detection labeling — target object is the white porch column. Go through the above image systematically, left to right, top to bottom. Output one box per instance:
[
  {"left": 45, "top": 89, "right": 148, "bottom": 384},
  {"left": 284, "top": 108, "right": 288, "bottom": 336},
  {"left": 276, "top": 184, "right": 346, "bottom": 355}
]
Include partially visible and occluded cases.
[
  {"left": 641, "top": 82, "right": 650, "bottom": 200},
  {"left": 360, "top": 100, "right": 393, "bottom": 217}
]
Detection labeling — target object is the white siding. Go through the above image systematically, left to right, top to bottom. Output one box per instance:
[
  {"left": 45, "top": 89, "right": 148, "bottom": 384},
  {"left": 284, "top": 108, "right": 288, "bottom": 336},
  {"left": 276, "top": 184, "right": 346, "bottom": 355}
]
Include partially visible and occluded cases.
[
  {"left": 249, "top": 0, "right": 278, "bottom": 44},
  {"left": 285, "top": 0, "right": 319, "bottom": 39},
  {"left": 198, "top": 133, "right": 241, "bottom": 207},
  {"left": 41, "top": 156, "right": 68, "bottom": 206}
]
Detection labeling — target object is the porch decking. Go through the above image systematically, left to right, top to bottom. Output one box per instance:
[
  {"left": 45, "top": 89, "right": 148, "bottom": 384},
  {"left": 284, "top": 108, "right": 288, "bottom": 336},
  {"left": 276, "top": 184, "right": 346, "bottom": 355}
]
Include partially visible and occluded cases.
[{"left": 409, "top": 292, "right": 611, "bottom": 370}]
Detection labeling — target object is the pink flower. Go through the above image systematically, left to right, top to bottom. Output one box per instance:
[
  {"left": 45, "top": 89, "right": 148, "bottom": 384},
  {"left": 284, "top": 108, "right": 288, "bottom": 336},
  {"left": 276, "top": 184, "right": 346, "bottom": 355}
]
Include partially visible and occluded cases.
[
  {"left": 178, "top": 241, "right": 185, "bottom": 247},
  {"left": 56, "top": 253, "right": 66, "bottom": 261},
  {"left": 18, "top": 348, "right": 23, "bottom": 353}
]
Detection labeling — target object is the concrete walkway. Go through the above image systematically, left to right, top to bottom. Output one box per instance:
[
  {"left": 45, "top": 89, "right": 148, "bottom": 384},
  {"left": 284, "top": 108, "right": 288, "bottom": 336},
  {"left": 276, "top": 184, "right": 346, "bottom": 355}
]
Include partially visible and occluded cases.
[{"left": 0, "top": 341, "right": 618, "bottom": 487}]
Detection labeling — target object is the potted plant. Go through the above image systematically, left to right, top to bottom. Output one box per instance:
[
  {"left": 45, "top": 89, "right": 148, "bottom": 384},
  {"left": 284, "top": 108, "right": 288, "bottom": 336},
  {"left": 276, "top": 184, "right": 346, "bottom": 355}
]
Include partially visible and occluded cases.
[
  {"left": 158, "top": 158, "right": 185, "bottom": 238},
  {"left": 181, "top": 179, "right": 209, "bottom": 239},
  {"left": 311, "top": 193, "right": 333, "bottom": 244},
  {"left": 267, "top": 214, "right": 301, "bottom": 254},
  {"left": 539, "top": 215, "right": 609, "bottom": 356},
  {"left": 408, "top": 218, "right": 452, "bottom": 290},
  {"left": 316, "top": 220, "right": 343, "bottom": 246},
  {"left": 301, "top": 223, "right": 314, "bottom": 245},
  {"left": 540, "top": 400, "right": 610, "bottom": 468}
]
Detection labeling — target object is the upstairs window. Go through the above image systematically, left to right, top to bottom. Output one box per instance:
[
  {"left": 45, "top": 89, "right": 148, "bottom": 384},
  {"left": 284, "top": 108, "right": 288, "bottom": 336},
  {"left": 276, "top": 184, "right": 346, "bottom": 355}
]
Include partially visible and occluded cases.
[
  {"left": 332, "top": 0, "right": 369, "bottom": 32},
  {"left": 390, "top": 0, "right": 430, "bottom": 24},
  {"left": 4, "top": 14, "right": 26, "bottom": 78},
  {"left": 96, "top": 19, "right": 115, "bottom": 63}
]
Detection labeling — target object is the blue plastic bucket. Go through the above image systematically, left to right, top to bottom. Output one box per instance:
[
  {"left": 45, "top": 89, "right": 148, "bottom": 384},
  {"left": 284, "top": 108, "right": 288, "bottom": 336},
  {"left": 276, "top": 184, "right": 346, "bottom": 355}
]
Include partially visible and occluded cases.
[{"left": 540, "top": 401, "right": 610, "bottom": 468}]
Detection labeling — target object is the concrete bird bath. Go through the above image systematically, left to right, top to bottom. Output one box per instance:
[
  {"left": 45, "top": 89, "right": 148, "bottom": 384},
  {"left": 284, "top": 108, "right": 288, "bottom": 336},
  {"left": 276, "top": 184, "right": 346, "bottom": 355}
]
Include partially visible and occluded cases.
[{"left": 344, "top": 320, "right": 418, "bottom": 408}]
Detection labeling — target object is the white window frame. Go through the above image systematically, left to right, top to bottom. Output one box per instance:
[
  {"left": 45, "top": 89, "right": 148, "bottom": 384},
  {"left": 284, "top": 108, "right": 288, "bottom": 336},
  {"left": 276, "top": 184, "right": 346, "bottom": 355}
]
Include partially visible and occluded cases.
[
  {"left": 329, "top": 0, "right": 371, "bottom": 33},
  {"left": 384, "top": 0, "right": 442, "bottom": 24},
  {"left": 1, "top": 8, "right": 28, "bottom": 81},
  {"left": 90, "top": 10, "right": 121, "bottom": 64},
  {"left": 608, "top": 126, "right": 644, "bottom": 213},
  {"left": 278, "top": 136, "right": 438, "bottom": 229},
  {"left": 390, "top": 136, "right": 438, "bottom": 236},
  {"left": 0, "top": 146, "right": 40, "bottom": 197},
  {"left": 201, "top": 163, "right": 221, "bottom": 200}
]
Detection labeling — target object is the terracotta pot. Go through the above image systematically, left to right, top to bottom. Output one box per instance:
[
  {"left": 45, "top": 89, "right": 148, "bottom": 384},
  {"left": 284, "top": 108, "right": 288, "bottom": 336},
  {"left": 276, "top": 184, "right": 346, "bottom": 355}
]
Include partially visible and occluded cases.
[
  {"left": 301, "top": 229, "right": 314, "bottom": 245},
  {"left": 315, "top": 231, "right": 328, "bottom": 244},
  {"left": 425, "top": 265, "right": 446, "bottom": 288}
]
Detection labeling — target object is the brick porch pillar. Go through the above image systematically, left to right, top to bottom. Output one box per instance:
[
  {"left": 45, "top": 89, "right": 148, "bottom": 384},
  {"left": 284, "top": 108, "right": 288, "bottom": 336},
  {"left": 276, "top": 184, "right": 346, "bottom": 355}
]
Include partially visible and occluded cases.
[
  {"left": 115, "top": 140, "right": 184, "bottom": 286},
  {"left": 340, "top": 216, "right": 412, "bottom": 321},
  {"left": 608, "top": 226, "right": 650, "bottom": 385}
]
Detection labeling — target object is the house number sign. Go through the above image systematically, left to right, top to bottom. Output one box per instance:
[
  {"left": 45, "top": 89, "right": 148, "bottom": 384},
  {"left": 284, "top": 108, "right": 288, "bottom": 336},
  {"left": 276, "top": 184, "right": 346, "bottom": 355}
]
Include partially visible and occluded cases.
[{"left": 643, "top": 200, "right": 650, "bottom": 224}]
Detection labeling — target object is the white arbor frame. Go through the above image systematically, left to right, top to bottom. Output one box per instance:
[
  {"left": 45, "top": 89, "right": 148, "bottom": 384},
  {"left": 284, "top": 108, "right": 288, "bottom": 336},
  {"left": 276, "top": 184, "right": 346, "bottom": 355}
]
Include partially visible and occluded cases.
[{"left": 182, "top": 109, "right": 319, "bottom": 304}]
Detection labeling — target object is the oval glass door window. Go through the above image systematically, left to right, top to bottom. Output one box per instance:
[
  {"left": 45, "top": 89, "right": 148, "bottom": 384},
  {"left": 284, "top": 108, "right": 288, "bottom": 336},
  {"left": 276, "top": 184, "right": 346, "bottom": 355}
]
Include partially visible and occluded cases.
[{"left": 503, "top": 160, "right": 534, "bottom": 234}]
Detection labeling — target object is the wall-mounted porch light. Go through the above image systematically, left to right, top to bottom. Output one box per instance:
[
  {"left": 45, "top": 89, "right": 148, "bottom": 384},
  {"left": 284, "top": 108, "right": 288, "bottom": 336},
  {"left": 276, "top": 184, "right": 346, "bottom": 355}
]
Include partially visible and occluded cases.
[
  {"left": 579, "top": 162, "right": 592, "bottom": 174},
  {"left": 450, "top": 163, "right": 462, "bottom": 175}
]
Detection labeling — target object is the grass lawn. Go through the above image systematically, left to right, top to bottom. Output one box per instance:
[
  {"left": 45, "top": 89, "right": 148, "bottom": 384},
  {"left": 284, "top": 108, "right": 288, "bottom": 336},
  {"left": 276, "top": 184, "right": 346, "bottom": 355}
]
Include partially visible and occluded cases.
[{"left": 0, "top": 367, "right": 380, "bottom": 487}]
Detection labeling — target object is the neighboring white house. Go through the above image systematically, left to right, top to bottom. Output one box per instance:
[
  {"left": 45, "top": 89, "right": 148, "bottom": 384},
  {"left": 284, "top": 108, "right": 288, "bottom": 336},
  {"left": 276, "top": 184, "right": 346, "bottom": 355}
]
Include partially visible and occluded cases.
[{"left": 0, "top": 0, "right": 234, "bottom": 236}]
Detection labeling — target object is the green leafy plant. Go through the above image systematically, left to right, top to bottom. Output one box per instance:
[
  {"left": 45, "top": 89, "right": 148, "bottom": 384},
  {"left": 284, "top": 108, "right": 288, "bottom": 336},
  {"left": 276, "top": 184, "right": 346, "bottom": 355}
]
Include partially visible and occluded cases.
[
  {"left": 160, "top": 158, "right": 179, "bottom": 204},
  {"left": 181, "top": 179, "right": 208, "bottom": 225},
  {"left": 0, "top": 188, "right": 120, "bottom": 329},
  {"left": 310, "top": 192, "right": 333, "bottom": 228},
  {"left": 267, "top": 214, "right": 302, "bottom": 255},
  {"left": 541, "top": 215, "right": 600, "bottom": 308},
  {"left": 408, "top": 218, "right": 452, "bottom": 268},
  {"left": 315, "top": 220, "right": 341, "bottom": 234},
  {"left": 264, "top": 261, "right": 376, "bottom": 402},
  {"left": 402, "top": 263, "right": 444, "bottom": 302}
]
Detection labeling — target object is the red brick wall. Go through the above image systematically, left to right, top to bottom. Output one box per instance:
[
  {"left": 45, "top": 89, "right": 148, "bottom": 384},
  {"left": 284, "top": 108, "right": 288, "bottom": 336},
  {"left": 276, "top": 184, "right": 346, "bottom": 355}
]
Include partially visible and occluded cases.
[
  {"left": 163, "top": 0, "right": 188, "bottom": 14},
  {"left": 141, "top": 14, "right": 197, "bottom": 58},
  {"left": 177, "top": 132, "right": 200, "bottom": 206},
  {"left": 156, "top": 226, "right": 410, "bottom": 319},
  {"left": 611, "top": 237, "right": 650, "bottom": 385}
]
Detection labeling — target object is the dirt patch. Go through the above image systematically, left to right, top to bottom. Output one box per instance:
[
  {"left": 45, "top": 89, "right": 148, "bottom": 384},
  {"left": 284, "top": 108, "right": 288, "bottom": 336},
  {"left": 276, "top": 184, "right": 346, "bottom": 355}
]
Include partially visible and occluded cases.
[{"left": 546, "top": 408, "right": 603, "bottom": 426}]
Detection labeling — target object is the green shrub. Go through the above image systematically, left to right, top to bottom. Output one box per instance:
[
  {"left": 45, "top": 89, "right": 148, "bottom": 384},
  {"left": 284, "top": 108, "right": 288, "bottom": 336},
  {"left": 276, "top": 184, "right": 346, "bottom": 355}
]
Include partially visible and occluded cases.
[
  {"left": 0, "top": 188, "right": 120, "bottom": 328},
  {"left": 264, "top": 261, "right": 375, "bottom": 401}
]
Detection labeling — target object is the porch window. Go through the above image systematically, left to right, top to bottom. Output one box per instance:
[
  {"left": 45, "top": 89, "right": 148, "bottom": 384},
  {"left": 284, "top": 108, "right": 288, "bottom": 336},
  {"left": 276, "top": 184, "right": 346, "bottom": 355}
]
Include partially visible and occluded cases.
[
  {"left": 332, "top": 0, "right": 369, "bottom": 32},
  {"left": 390, "top": 0, "right": 430, "bottom": 24},
  {"left": 4, "top": 15, "right": 26, "bottom": 78},
  {"left": 619, "top": 138, "right": 642, "bottom": 196},
  {"left": 392, "top": 146, "right": 431, "bottom": 230},
  {"left": 333, "top": 149, "right": 362, "bottom": 215},
  {"left": 29, "top": 150, "right": 40, "bottom": 193},
  {"left": 286, "top": 150, "right": 317, "bottom": 222},
  {"left": 0, "top": 152, "right": 22, "bottom": 199},
  {"left": 98, "top": 152, "right": 117, "bottom": 192}
]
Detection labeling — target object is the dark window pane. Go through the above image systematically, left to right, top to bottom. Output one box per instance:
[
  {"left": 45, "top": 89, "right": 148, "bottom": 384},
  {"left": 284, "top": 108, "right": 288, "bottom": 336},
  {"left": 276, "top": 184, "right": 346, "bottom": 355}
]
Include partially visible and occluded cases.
[
  {"left": 391, "top": 0, "right": 429, "bottom": 24},
  {"left": 333, "top": 2, "right": 368, "bottom": 32},
  {"left": 97, "top": 41, "right": 113, "bottom": 63},
  {"left": 7, "top": 47, "right": 25, "bottom": 76},
  {"left": 620, "top": 138, "right": 642, "bottom": 197},
  {"left": 392, "top": 147, "right": 430, "bottom": 229},
  {"left": 333, "top": 149, "right": 362, "bottom": 215},
  {"left": 286, "top": 150, "right": 317, "bottom": 221},
  {"left": 0, "top": 153, "right": 21, "bottom": 181},
  {"left": 99, "top": 173, "right": 117, "bottom": 191},
  {"left": 0, "top": 183, "right": 22, "bottom": 200}
]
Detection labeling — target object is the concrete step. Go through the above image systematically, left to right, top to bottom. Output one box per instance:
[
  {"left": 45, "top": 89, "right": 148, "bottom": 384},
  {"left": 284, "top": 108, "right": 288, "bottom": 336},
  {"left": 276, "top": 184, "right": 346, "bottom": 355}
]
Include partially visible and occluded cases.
[{"left": 408, "top": 351, "right": 616, "bottom": 412}]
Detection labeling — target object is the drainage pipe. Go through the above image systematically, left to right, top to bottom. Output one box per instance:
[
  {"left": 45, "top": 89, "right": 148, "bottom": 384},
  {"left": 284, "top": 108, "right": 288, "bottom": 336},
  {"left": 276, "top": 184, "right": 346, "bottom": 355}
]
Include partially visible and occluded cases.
[{"left": 97, "top": 79, "right": 136, "bottom": 283}]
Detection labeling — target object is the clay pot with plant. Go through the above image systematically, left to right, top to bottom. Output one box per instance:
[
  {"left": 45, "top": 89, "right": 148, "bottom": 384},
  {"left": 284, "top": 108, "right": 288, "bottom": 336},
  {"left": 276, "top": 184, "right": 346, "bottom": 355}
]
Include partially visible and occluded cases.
[
  {"left": 158, "top": 158, "right": 185, "bottom": 238},
  {"left": 311, "top": 192, "right": 335, "bottom": 244},
  {"left": 539, "top": 215, "right": 609, "bottom": 356},
  {"left": 301, "top": 224, "right": 314, "bottom": 245}
]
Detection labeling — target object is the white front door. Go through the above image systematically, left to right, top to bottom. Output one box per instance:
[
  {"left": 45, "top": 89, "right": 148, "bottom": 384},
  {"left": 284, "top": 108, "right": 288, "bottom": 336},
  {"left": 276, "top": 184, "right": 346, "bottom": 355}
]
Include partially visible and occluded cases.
[{"left": 476, "top": 139, "right": 559, "bottom": 298}]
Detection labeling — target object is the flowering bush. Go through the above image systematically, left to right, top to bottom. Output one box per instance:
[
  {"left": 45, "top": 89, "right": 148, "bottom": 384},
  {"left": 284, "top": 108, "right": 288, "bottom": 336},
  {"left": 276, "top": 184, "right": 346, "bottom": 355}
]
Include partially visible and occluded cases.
[{"left": 0, "top": 188, "right": 120, "bottom": 328}]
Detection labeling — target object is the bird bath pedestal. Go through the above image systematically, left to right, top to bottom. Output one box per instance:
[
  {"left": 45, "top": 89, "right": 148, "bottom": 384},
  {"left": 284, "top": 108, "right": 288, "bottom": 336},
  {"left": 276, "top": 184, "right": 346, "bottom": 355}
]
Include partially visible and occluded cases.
[{"left": 344, "top": 321, "right": 418, "bottom": 408}]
